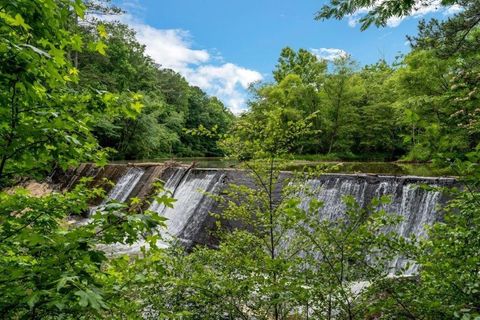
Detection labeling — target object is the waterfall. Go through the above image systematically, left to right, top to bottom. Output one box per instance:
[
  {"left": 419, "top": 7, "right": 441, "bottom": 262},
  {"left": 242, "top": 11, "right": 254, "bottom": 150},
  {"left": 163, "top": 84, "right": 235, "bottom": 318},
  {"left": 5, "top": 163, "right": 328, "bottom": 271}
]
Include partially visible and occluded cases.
[
  {"left": 66, "top": 165, "right": 453, "bottom": 260},
  {"left": 87, "top": 167, "right": 145, "bottom": 218},
  {"left": 97, "top": 167, "right": 225, "bottom": 254},
  {"left": 104, "top": 167, "right": 145, "bottom": 203},
  {"left": 149, "top": 168, "right": 225, "bottom": 243},
  {"left": 149, "top": 168, "right": 190, "bottom": 214},
  {"left": 302, "top": 175, "right": 445, "bottom": 274},
  {"left": 304, "top": 176, "right": 442, "bottom": 236},
  {"left": 301, "top": 177, "right": 370, "bottom": 220}
]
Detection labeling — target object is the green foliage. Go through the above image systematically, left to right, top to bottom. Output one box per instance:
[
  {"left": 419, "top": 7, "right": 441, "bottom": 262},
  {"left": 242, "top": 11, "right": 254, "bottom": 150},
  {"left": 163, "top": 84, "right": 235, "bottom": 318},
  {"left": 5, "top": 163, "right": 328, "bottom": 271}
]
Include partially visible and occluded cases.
[
  {"left": 0, "top": 0, "right": 106, "bottom": 186},
  {"left": 1, "top": 0, "right": 480, "bottom": 319},
  {"left": 240, "top": 0, "right": 479, "bottom": 162},
  {"left": 316, "top": 0, "right": 461, "bottom": 30},
  {"left": 408, "top": 0, "right": 480, "bottom": 57},
  {"left": 0, "top": 1, "right": 172, "bottom": 318},
  {"left": 310, "top": 2, "right": 480, "bottom": 318},
  {"left": 77, "top": 21, "right": 234, "bottom": 160},
  {"left": 273, "top": 47, "right": 327, "bottom": 87},
  {"left": 234, "top": 50, "right": 402, "bottom": 159},
  {"left": 321, "top": 56, "right": 364, "bottom": 154},
  {"left": 357, "top": 61, "right": 402, "bottom": 156},
  {"left": 220, "top": 102, "right": 319, "bottom": 160},
  {"left": 147, "top": 107, "right": 406, "bottom": 319},
  {"left": 127, "top": 157, "right": 407, "bottom": 319},
  {"left": 0, "top": 180, "right": 167, "bottom": 318},
  {"left": 357, "top": 182, "right": 480, "bottom": 319}
]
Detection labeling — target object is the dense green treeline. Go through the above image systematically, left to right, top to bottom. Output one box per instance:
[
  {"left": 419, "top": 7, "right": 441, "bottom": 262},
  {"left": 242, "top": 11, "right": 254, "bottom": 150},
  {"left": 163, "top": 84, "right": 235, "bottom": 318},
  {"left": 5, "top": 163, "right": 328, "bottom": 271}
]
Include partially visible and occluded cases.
[
  {"left": 0, "top": 0, "right": 233, "bottom": 182},
  {"left": 76, "top": 8, "right": 233, "bottom": 160},
  {"left": 243, "top": 20, "right": 479, "bottom": 161}
]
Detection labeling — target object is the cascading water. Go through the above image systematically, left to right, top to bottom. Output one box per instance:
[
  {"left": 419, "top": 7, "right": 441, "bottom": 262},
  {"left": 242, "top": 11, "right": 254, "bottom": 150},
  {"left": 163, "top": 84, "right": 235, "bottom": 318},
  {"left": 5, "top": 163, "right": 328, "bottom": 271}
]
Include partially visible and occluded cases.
[
  {"left": 66, "top": 165, "right": 454, "bottom": 261},
  {"left": 89, "top": 167, "right": 145, "bottom": 215},
  {"left": 104, "top": 167, "right": 146, "bottom": 203},
  {"left": 104, "top": 168, "right": 225, "bottom": 255},
  {"left": 149, "top": 168, "right": 225, "bottom": 243},
  {"left": 301, "top": 175, "right": 446, "bottom": 274},
  {"left": 303, "top": 176, "right": 442, "bottom": 235},
  {"left": 301, "top": 177, "right": 369, "bottom": 220}
]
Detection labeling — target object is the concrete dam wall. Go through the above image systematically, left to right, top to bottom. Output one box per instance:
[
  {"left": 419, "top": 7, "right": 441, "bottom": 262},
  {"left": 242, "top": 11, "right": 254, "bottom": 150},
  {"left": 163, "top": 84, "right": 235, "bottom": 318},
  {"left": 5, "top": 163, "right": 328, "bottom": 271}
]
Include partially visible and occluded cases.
[{"left": 58, "top": 163, "right": 457, "bottom": 263}]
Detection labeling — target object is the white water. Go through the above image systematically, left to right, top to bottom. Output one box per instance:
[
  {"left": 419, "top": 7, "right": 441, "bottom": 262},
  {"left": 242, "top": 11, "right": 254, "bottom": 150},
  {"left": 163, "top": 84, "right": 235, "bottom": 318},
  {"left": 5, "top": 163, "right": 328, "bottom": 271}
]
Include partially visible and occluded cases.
[
  {"left": 82, "top": 167, "right": 145, "bottom": 225},
  {"left": 104, "top": 167, "right": 145, "bottom": 203},
  {"left": 84, "top": 168, "right": 448, "bottom": 265},
  {"left": 103, "top": 168, "right": 225, "bottom": 254},
  {"left": 149, "top": 169, "right": 224, "bottom": 241},
  {"left": 301, "top": 176, "right": 443, "bottom": 274},
  {"left": 303, "top": 177, "right": 441, "bottom": 238}
]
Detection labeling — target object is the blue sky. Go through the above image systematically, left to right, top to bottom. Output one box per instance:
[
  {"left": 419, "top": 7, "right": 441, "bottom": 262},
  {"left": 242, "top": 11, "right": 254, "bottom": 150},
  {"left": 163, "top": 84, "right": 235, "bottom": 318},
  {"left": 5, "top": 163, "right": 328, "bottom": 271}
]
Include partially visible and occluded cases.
[{"left": 113, "top": 0, "right": 461, "bottom": 113}]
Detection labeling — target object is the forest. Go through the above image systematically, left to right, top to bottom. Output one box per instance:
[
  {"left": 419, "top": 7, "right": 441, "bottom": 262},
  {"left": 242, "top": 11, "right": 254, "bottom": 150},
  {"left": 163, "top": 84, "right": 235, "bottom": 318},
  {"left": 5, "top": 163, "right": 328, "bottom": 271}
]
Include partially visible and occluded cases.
[{"left": 0, "top": 0, "right": 479, "bottom": 319}]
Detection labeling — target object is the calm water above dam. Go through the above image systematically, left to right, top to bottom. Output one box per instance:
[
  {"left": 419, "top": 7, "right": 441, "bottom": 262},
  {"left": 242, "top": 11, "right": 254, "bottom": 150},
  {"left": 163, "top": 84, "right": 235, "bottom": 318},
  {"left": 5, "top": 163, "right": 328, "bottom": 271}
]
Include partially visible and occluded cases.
[{"left": 112, "top": 157, "right": 455, "bottom": 177}]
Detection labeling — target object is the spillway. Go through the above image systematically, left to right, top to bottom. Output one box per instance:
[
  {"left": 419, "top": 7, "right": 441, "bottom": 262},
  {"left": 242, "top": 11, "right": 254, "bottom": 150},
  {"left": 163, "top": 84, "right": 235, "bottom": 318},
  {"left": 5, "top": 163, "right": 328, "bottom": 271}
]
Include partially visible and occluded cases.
[
  {"left": 62, "top": 164, "right": 456, "bottom": 265},
  {"left": 104, "top": 167, "right": 145, "bottom": 203},
  {"left": 149, "top": 168, "right": 225, "bottom": 244}
]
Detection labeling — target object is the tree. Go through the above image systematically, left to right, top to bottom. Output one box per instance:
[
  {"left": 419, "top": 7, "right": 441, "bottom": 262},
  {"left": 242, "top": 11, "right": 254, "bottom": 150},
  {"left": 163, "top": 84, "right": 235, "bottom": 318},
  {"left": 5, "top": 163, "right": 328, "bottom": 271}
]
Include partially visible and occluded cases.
[
  {"left": 0, "top": 0, "right": 110, "bottom": 186},
  {"left": 316, "top": 0, "right": 465, "bottom": 30},
  {"left": 408, "top": 0, "right": 480, "bottom": 57},
  {"left": 0, "top": 1, "right": 170, "bottom": 317},
  {"left": 317, "top": 1, "right": 480, "bottom": 318},
  {"left": 406, "top": 2, "right": 480, "bottom": 159},
  {"left": 78, "top": 21, "right": 233, "bottom": 159},
  {"left": 273, "top": 47, "right": 327, "bottom": 88},
  {"left": 390, "top": 50, "right": 455, "bottom": 161},
  {"left": 321, "top": 56, "right": 364, "bottom": 154},
  {"left": 356, "top": 61, "right": 402, "bottom": 159},
  {"left": 248, "top": 75, "right": 323, "bottom": 154},
  {"left": 180, "top": 88, "right": 234, "bottom": 157},
  {"left": 127, "top": 103, "right": 409, "bottom": 319},
  {"left": 218, "top": 103, "right": 319, "bottom": 319},
  {"left": 0, "top": 181, "right": 168, "bottom": 318}
]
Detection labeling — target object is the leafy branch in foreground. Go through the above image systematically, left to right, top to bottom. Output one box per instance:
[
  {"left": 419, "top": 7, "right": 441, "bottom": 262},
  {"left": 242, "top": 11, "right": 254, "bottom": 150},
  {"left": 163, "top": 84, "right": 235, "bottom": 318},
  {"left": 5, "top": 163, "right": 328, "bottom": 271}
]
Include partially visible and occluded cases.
[
  {"left": 316, "top": 0, "right": 464, "bottom": 30},
  {"left": 0, "top": 179, "right": 168, "bottom": 318}
]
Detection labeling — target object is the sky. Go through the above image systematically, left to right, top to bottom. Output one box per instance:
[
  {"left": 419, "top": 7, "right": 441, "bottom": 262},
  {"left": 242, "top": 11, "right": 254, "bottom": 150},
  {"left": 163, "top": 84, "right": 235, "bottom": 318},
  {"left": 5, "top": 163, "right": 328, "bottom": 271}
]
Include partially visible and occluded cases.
[{"left": 111, "top": 0, "right": 462, "bottom": 113}]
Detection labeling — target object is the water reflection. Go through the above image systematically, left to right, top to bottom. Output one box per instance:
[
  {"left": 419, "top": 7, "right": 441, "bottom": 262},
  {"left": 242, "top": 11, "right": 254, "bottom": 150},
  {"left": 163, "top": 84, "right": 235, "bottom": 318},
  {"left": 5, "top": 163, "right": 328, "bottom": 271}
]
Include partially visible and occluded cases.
[{"left": 112, "top": 157, "right": 454, "bottom": 177}]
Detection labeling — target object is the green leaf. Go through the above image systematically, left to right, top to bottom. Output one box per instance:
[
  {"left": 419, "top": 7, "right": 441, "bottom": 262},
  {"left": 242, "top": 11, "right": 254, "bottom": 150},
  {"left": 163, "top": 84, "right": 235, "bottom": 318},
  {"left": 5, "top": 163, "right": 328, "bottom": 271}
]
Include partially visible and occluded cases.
[
  {"left": 73, "top": 0, "right": 86, "bottom": 18},
  {"left": 0, "top": 12, "right": 31, "bottom": 30},
  {"left": 14, "top": 14, "right": 31, "bottom": 30},
  {"left": 97, "top": 24, "right": 108, "bottom": 39},
  {"left": 71, "top": 34, "right": 83, "bottom": 51},
  {"left": 95, "top": 41, "right": 107, "bottom": 55},
  {"left": 131, "top": 101, "right": 143, "bottom": 113},
  {"left": 74, "top": 290, "right": 105, "bottom": 310},
  {"left": 75, "top": 290, "right": 89, "bottom": 307},
  {"left": 27, "top": 292, "right": 40, "bottom": 309}
]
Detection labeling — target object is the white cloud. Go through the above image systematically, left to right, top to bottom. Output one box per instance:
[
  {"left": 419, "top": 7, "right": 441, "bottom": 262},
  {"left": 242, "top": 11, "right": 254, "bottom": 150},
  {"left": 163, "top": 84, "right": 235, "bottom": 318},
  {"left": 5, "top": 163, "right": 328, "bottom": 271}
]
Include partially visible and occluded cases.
[
  {"left": 346, "top": 0, "right": 462, "bottom": 28},
  {"left": 443, "top": 4, "right": 463, "bottom": 16},
  {"left": 104, "top": 14, "right": 262, "bottom": 114},
  {"left": 348, "top": 18, "right": 358, "bottom": 28},
  {"left": 136, "top": 27, "right": 210, "bottom": 72},
  {"left": 310, "top": 48, "right": 348, "bottom": 61},
  {"left": 186, "top": 63, "right": 263, "bottom": 114}
]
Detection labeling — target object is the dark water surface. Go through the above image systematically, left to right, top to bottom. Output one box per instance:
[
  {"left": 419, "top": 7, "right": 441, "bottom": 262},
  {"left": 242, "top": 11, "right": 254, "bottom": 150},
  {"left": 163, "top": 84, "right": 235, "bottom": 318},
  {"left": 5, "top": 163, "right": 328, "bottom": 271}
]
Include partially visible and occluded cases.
[{"left": 112, "top": 157, "right": 455, "bottom": 177}]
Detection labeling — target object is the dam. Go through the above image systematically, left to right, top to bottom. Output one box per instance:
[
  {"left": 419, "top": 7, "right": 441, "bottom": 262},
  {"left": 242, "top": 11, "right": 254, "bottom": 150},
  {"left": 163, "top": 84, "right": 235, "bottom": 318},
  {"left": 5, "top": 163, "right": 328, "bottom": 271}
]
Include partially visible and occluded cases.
[{"left": 59, "top": 163, "right": 457, "bottom": 256}]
